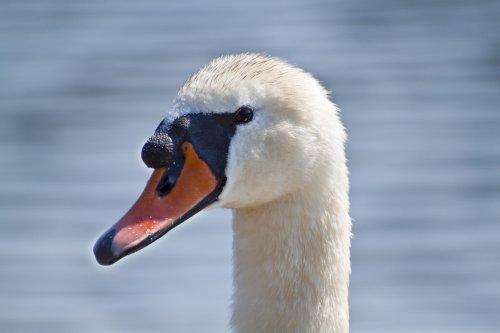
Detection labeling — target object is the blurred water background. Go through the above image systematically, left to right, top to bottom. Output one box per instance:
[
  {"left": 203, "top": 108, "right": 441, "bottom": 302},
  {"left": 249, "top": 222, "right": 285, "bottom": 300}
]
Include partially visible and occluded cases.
[{"left": 1, "top": 0, "right": 499, "bottom": 332}]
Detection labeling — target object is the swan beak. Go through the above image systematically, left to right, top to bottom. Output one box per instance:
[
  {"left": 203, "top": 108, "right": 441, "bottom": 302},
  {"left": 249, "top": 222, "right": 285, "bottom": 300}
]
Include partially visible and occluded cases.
[{"left": 93, "top": 142, "right": 219, "bottom": 265}]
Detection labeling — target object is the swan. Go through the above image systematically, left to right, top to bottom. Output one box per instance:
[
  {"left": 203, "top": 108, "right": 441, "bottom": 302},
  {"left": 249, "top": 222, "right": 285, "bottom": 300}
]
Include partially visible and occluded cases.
[{"left": 94, "top": 53, "right": 351, "bottom": 333}]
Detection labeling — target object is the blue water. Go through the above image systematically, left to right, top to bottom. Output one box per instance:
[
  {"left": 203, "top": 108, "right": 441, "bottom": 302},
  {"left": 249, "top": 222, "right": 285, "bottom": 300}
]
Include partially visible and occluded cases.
[{"left": 1, "top": 0, "right": 499, "bottom": 332}]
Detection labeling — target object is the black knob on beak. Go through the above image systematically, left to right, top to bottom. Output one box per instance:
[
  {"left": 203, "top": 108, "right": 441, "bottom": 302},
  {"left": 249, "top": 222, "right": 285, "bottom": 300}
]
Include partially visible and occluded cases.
[{"left": 141, "top": 132, "right": 173, "bottom": 169}]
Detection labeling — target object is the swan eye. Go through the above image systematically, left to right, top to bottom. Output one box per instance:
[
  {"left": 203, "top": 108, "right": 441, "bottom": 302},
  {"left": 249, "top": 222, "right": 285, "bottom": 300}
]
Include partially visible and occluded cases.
[{"left": 234, "top": 106, "right": 253, "bottom": 124}]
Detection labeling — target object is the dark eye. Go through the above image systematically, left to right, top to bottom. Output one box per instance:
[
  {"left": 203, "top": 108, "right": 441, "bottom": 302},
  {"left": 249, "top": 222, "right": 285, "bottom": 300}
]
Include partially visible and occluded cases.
[{"left": 234, "top": 106, "right": 254, "bottom": 124}]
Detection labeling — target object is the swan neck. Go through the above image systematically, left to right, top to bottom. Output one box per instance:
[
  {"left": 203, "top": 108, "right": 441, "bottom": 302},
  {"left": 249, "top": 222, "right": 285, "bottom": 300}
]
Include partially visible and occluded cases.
[{"left": 231, "top": 180, "right": 351, "bottom": 333}]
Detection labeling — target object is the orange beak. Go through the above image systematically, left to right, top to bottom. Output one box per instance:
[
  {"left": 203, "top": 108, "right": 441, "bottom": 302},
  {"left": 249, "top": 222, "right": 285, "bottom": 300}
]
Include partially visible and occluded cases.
[{"left": 94, "top": 142, "right": 218, "bottom": 265}]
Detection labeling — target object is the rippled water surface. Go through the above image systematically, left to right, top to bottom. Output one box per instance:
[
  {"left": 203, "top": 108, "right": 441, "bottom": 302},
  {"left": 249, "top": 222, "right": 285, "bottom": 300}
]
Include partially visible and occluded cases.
[{"left": 1, "top": 0, "right": 499, "bottom": 332}]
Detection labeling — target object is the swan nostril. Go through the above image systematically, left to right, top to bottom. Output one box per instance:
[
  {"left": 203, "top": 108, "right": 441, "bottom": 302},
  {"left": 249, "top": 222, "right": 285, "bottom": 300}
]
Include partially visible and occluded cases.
[
  {"left": 141, "top": 133, "right": 173, "bottom": 169},
  {"left": 156, "top": 157, "right": 185, "bottom": 197},
  {"left": 157, "top": 173, "right": 176, "bottom": 197}
]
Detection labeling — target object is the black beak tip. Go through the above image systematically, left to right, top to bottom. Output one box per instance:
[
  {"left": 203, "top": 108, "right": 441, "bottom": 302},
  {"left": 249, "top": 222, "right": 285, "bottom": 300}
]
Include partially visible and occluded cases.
[{"left": 93, "top": 229, "right": 119, "bottom": 266}]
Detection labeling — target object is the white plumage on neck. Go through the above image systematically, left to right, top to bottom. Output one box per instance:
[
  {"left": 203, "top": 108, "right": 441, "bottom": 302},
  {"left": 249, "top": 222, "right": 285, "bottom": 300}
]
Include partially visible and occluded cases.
[{"left": 231, "top": 146, "right": 350, "bottom": 333}]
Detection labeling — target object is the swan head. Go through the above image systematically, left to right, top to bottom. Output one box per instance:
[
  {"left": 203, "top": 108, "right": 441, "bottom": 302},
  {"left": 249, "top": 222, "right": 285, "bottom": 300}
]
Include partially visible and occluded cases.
[{"left": 94, "top": 53, "right": 345, "bottom": 265}]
